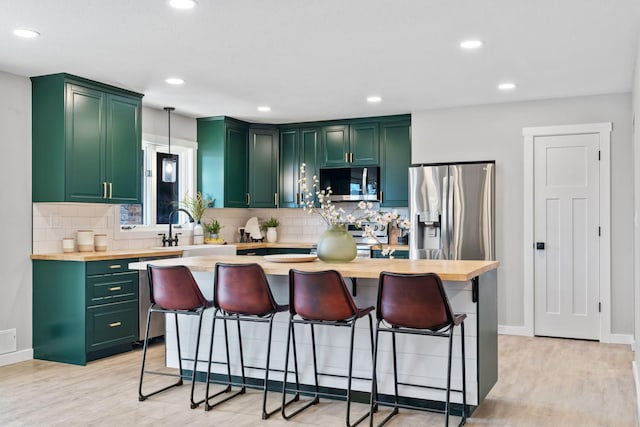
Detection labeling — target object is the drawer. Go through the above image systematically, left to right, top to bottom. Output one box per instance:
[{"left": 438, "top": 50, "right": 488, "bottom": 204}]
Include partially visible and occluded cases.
[
  {"left": 86, "top": 259, "right": 137, "bottom": 276},
  {"left": 86, "top": 272, "right": 138, "bottom": 306},
  {"left": 86, "top": 300, "right": 138, "bottom": 352}
]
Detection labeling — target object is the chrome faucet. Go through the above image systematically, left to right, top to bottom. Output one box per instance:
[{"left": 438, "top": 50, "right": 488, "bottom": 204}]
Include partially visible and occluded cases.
[{"left": 159, "top": 208, "right": 194, "bottom": 247}]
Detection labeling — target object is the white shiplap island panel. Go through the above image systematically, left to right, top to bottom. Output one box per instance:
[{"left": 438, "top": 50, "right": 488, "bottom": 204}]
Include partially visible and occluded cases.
[{"left": 129, "top": 255, "right": 498, "bottom": 411}]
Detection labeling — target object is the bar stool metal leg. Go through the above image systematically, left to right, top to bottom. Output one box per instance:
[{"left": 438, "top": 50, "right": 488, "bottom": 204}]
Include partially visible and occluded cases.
[
  {"left": 139, "top": 311, "right": 184, "bottom": 401},
  {"left": 203, "top": 314, "right": 244, "bottom": 411}
]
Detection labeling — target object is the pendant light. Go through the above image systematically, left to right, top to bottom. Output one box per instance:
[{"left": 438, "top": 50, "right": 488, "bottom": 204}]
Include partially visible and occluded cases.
[{"left": 162, "top": 107, "right": 177, "bottom": 183}]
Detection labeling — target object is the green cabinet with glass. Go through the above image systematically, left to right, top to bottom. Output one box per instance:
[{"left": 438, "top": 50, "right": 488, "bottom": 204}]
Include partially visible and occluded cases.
[{"left": 31, "top": 73, "right": 142, "bottom": 204}]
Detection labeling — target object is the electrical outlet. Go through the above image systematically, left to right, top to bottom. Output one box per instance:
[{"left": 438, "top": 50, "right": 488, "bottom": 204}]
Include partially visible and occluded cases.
[{"left": 0, "top": 329, "right": 17, "bottom": 355}]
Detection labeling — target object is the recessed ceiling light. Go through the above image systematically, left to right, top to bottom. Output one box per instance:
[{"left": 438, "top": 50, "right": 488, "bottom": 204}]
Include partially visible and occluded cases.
[
  {"left": 169, "top": 0, "right": 197, "bottom": 9},
  {"left": 13, "top": 28, "right": 40, "bottom": 38},
  {"left": 460, "top": 40, "right": 483, "bottom": 49},
  {"left": 165, "top": 77, "right": 184, "bottom": 85},
  {"left": 498, "top": 82, "right": 516, "bottom": 90},
  {"left": 367, "top": 96, "right": 382, "bottom": 103},
  {"left": 257, "top": 106, "right": 271, "bottom": 112}
]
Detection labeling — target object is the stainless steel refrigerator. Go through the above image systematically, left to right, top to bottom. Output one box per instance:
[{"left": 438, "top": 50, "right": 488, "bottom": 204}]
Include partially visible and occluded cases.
[{"left": 409, "top": 162, "right": 495, "bottom": 260}]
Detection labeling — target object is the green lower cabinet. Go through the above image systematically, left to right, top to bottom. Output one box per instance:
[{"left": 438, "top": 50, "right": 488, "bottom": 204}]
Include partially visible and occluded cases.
[
  {"left": 237, "top": 247, "right": 311, "bottom": 256},
  {"left": 371, "top": 249, "right": 409, "bottom": 259},
  {"left": 33, "top": 259, "right": 139, "bottom": 365},
  {"left": 86, "top": 301, "right": 137, "bottom": 354}
]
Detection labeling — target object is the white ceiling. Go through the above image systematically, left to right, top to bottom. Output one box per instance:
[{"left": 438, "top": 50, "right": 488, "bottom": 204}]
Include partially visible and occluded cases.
[{"left": 1, "top": 0, "right": 639, "bottom": 123}]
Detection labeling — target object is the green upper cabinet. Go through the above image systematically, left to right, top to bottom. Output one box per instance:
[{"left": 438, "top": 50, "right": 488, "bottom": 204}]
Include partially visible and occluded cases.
[
  {"left": 31, "top": 73, "right": 142, "bottom": 204},
  {"left": 197, "top": 116, "right": 250, "bottom": 208},
  {"left": 380, "top": 118, "right": 411, "bottom": 207},
  {"left": 349, "top": 121, "right": 380, "bottom": 165},
  {"left": 321, "top": 122, "right": 379, "bottom": 167},
  {"left": 321, "top": 124, "right": 350, "bottom": 167},
  {"left": 249, "top": 126, "right": 278, "bottom": 208},
  {"left": 279, "top": 127, "right": 320, "bottom": 207},
  {"left": 279, "top": 128, "right": 299, "bottom": 208}
]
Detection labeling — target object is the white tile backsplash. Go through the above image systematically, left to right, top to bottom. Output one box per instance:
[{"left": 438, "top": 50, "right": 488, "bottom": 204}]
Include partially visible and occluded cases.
[{"left": 32, "top": 202, "right": 409, "bottom": 254}]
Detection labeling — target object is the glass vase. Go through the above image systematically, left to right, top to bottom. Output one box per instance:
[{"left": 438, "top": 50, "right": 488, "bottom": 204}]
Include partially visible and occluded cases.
[
  {"left": 193, "top": 222, "right": 204, "bottom": 245},
  {"left": 316, "top": 224, "right": 357, "bottom": 263}
]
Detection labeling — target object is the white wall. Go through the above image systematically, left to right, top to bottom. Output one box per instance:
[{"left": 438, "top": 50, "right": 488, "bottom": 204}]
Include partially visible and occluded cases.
[
  {"left": 632, "top": 37, "right": 640, "bottom": 364},
  {"left": 0, "top": 71, "right": 32, "bottom": 364},
  {"left": 412, "top": 93, "right": 633, "bottom": 335},
  {"left": 142, "top": 106, "right": 196, "bottom": 141}
]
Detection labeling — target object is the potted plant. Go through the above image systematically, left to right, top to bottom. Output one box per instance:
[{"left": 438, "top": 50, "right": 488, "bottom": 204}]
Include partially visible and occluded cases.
[
  {"left": 181, "top": 191, "right": 213, "bottom": 244},
  {"left": 181, "top": 191, "right": 213, "bottom": 223},
  {"left": 263, "top": 217, "right": 280, "bottom": 243},
  {"left": 203, "top": 219, "right": 223, "bottom": 240}
]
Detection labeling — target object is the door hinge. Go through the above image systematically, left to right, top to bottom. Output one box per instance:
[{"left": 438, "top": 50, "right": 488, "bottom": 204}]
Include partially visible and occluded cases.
[
  {"left": 598, "top": 150, "right": 601, "bottom": 160},
  {"left": 598, "top": 302, "right": 601, "bottom": 313}
]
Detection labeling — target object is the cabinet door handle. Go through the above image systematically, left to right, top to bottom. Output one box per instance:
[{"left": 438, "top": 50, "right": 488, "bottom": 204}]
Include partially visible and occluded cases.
[
  {"left": 345, "top": 152, "right": 348, "bottom": 162},
  {"left": 350, "top": 152, "right": 353, "bottom": 163},
  {"left": 103, "top": 182, "right": 107, "bottom": 199},
  {"left": 109, "top": 182, "right": 113, "bottom": 199},
  {"left": 380, "top": 191, "right": 383, "bottom": 203},
  {"left": 246, "top": 193, "right": 250, "bottom": 206},
  {"left": 274, "top": 193, "right": 278, "bottom": 206},
  {"left": 109, "top": 264, "right": 122, "bottom": 269},
  {"left": 109, "top": 286, "right": 122, "bottom": 291},
  {"left": 109, "top": 322, "right": 122, "bottom": 328}
]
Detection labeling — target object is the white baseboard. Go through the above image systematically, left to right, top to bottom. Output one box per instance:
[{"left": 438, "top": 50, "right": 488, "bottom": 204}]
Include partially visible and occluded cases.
[
  {"left": 498, "top": 325, "right": 532, "bottom": 336},
  {"left": 609, "top": 334, "right": 634, "bottom": 347},
  {"left": 0, "top": 348, "right": 33, "bottom": 367},
  {"left": 633, "top": 361, "right": 640, "bottom": 427}
]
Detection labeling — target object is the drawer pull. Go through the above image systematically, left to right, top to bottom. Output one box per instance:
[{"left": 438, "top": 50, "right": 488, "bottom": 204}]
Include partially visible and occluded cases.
[
  {"left": 109, "top": 265, "right": 121, "bottom": 269},
  {"left": 109, "top": 286, "right": 122, "bottom": 291},
  {"left": 109, "top": 322, "right": 122, "bottom": 328}
]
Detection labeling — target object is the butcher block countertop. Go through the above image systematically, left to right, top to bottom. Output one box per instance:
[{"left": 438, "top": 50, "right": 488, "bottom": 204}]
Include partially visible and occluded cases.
[
  {"left": 29, "top": 241, "right": 316, "bottom": 262},
  {"left": 30, "top": 247, "right": 185, "bottom": 261},
  {"left": 129, "top": 254, "right": 499, "bottom": 282}
]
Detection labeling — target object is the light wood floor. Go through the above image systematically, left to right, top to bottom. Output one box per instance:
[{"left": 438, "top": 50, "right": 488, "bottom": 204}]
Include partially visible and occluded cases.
[{"left": 0, "top": 335, "right": 636, "bottom": 426}]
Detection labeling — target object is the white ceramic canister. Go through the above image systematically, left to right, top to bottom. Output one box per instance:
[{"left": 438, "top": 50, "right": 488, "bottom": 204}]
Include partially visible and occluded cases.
[
  {"left": 77, "top": 230, "right": 94, "bottom": 252},
  {"left": 94, "top": 234, "right": 107, "bottom": 252},
  {"left": 62, "top": 238, "right": 75, "bottom": 253}
]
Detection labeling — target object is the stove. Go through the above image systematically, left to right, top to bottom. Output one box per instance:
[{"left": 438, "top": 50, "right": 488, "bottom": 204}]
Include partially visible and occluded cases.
[{"left": 347, "top": 222, "right": 389, "bottom": 258}]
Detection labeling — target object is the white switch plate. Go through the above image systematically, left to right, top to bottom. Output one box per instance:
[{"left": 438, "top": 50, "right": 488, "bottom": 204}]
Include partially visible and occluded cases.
[{"left": 0, "top": 329, "right": 17, "bottom": 355}]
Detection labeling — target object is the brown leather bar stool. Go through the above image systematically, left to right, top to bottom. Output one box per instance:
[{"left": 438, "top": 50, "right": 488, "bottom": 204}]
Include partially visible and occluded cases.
[
  {"left": 202, "top": 263, "right": 296, "bottom": 419},
  {"left": 138, "top": 264, "right": 213, "bottom": 409},
  {"left": 282, "top": 269, "right": 375, "bottom": 427},
  {"left": 369, "top": 272, "right": 467, "bottom": 427}
]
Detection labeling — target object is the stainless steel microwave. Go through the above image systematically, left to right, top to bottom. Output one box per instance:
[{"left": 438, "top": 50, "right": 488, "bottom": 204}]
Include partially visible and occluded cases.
[{"left": 319, "top": 167, "right": 380, "bottom": 201}]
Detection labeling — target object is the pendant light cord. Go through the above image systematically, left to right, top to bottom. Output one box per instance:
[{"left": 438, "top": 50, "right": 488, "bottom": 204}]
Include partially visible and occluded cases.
[{"left": 164, "top": 106, "right": 175, "bottom": 155}]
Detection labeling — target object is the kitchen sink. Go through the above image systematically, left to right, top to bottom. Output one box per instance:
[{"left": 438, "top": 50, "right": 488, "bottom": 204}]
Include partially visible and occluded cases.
[{"left": 150, "top": 244, "right": 237, "bottom": 257}]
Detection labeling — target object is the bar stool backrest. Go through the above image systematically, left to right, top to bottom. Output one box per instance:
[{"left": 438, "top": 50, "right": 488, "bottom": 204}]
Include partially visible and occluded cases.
[
  {"left": 214, "top": 263, "right": 278, "bottom": 316},
  {"left": 147, "top": 264, "right": 209, "bottom": 311},
  {"left": 289, "top": 269, "right": 358, "bottom": 321},
  {"left": 377, "top": 271, "right": 454, "bottom": 331}
]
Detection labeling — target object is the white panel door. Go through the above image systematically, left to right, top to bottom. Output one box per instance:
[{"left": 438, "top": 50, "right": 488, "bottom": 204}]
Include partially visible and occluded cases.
[{"left": 534, "top": 133, "right": 599, "bottom": 340}]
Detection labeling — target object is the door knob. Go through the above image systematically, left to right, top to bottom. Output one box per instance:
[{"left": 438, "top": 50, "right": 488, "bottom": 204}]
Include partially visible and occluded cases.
[{"left": 536, "top": 242, "right": 545, "bottom": 250}]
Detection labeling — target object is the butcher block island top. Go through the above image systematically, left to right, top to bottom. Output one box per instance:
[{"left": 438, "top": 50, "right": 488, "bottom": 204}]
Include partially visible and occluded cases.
[{"left": 129, "top": 254, "right": 499, "bottom": 281}]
